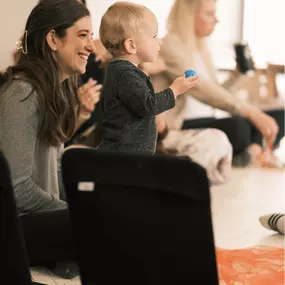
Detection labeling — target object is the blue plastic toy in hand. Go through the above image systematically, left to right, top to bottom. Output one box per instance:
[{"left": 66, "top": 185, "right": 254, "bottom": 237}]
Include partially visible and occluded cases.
[{"left": 184, "top": 69, "right": 197, "bottom": 78}]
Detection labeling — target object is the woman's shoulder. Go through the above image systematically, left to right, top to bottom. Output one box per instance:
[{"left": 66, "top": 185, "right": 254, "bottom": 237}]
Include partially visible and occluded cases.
[
  {"left": 160, "top": 33, "right": 186, "bottom": 58},
  {"left": 1, "top": 78, "right": 37, "bottom": 104},
  {"left": 6, "top": 78, "right": 35, "bottom": 97},
  {"left": 0, "top": 79, "right": 39, "bottom": 116}
]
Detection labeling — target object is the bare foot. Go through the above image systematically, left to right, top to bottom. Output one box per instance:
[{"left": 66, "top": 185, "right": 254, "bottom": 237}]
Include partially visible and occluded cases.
[
  {"left": 248, "top": 143, "right": 263, "bottom": 165},
  {"left": 259, "top": 152, "right": 285, "bottom": 169}
]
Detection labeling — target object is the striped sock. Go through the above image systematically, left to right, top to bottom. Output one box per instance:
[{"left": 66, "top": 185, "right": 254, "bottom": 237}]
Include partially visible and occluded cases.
[{"left": 259, "top": 213, "right": 284, "bottom": 235}]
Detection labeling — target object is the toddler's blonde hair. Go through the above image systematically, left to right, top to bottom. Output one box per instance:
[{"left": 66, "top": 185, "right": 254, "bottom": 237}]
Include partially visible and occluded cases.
[{"left": 99, "top": 2, "right": 153, "bottom": 56}]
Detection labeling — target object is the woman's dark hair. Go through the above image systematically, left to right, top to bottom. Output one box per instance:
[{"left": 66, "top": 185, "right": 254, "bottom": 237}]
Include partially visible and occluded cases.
[{"left": 0, "top": 0, "right": 90, "bottom": 146}]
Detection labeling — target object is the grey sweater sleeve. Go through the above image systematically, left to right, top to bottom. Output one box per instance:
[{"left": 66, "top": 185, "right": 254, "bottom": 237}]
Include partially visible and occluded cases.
[
  {"left": 117, "top": 70, "right": 175, "bottom": 118},
  {"left": 0, "top": 82, "right": 67, "bottom": 213}
]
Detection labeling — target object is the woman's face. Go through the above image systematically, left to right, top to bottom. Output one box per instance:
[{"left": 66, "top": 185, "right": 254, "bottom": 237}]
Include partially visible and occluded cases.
[
  {"left": 195, "top": 0, "right": 218, "bottom": 38},
  {"left": 52, "top": 16, "right": 94, "bottom": 80}
]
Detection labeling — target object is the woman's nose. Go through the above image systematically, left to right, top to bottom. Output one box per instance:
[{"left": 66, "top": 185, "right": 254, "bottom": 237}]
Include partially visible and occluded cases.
[{"left": 86, "top": 39, "right": 95, "bottom": 53}]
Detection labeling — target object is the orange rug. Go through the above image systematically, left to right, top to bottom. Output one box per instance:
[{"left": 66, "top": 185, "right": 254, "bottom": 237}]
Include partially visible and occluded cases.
[{"left": 216, "top": 246, "right": 284, "bottom": 284}]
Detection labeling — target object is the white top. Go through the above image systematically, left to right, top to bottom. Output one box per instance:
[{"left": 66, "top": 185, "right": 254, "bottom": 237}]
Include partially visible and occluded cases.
[{"left": 184, "top": 53, "right": 231, "bottom": 120}]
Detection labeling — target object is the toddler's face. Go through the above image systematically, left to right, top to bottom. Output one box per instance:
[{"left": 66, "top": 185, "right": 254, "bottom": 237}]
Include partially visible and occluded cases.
[{"left": 136, "top": 13, "right": 160, "bottom": 63}]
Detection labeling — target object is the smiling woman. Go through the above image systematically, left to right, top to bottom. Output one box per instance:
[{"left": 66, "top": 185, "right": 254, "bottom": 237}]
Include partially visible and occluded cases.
[
  {"left": 0, "top": 0, "right": 93, "bottom": 267},
  {"left": 0, "top": 0, "right": 93, "bottom": 264}
]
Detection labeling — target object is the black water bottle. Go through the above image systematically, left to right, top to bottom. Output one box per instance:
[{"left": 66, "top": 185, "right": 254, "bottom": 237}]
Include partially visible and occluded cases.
[{"left": 234, "top": 42, "right": 255, "bottom": 74}]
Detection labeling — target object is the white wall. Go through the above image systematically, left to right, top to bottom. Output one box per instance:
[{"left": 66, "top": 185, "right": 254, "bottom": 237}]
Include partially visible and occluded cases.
[
  {"left": 0, "top": 0, "right": 38, "bottom": 70},
  {"left": 0, "top": 0, "right": 242, "bottom": 70},
  {"left": 87, "top": 0, "right": 173, "bottom": 38},
  {"left": 88, "top": 0, "right": 243, "bottom": 69},
  {"left": 208, "top": 0, "right": 243, "bottom": 69},
  {"left": 243, "top": 0, "right": 285, "bottom": 68}
]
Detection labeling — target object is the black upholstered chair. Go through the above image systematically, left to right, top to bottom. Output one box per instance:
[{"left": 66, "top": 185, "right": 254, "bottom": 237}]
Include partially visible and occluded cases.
[
  {"left": 62, "top": 149, "right": 219, "bottom": 285},
  {"left": 0, "top": 151, "right": 45, "bottom": 285}
]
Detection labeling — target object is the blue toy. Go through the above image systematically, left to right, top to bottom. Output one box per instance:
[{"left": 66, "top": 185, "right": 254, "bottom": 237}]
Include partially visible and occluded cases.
[{"left": 184, "top": 69, "right": 197, "bottom": 78}]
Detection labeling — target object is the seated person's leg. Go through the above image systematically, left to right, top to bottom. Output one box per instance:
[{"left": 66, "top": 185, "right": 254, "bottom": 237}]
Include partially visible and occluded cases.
[
  {"left": 182, "top": 117, "right": 218, "bottom": 130},
  {"left": 183, "top": 117, "right": 252, "bottom": 155},
  {"left": 20, "top": 209, "right": 75, "bottom": 266},
  {"left": 259, "top": 213, "right": 284, "bottom": 235}
]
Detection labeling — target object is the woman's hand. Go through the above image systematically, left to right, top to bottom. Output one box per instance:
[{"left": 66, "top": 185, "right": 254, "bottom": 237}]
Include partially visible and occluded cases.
[
  {"left": 93, "top": 39, "right": 112, "bottom": 68},
  {"left": 95, "top": 53, "right": 112, "bottom": 65},
  {"left": 78, "top": 78, "right": 102, "bottom": 118},
  {"left": 248, "top": 108, "right": 279, "bottom": 140}
]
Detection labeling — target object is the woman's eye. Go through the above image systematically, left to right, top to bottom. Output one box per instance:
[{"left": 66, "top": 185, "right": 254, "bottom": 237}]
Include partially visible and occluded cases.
[{"left": 80, "top": 34, "right": 87, "bottom": 39}]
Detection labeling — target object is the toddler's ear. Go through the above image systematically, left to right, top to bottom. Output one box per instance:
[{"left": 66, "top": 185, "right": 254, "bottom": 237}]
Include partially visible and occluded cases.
[{"left": 124, "top": 38, "right": 137, "bottom": 55}]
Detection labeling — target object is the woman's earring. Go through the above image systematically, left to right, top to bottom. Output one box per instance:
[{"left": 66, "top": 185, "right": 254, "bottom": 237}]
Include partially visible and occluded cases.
[{"left": 53, "top": 47, "right": 57, "bottom": 51}]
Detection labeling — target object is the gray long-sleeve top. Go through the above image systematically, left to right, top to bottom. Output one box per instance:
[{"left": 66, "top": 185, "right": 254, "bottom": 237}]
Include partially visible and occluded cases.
[{"left": 0, "top": 79, "right": 67, "bottom": 214}]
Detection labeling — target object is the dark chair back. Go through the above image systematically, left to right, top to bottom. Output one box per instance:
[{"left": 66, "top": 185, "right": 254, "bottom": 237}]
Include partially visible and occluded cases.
[
  {"left": 62, "top": 149, "right": 219, "bottom": 285},
  {"left": 0, "top": 151, "right": 35, "bottom": 284}
]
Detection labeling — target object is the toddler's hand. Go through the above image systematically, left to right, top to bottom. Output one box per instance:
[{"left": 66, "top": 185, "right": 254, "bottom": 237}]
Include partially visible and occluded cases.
[{"left": 169, "top": 74, "right": 199, "bottom": 97}]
